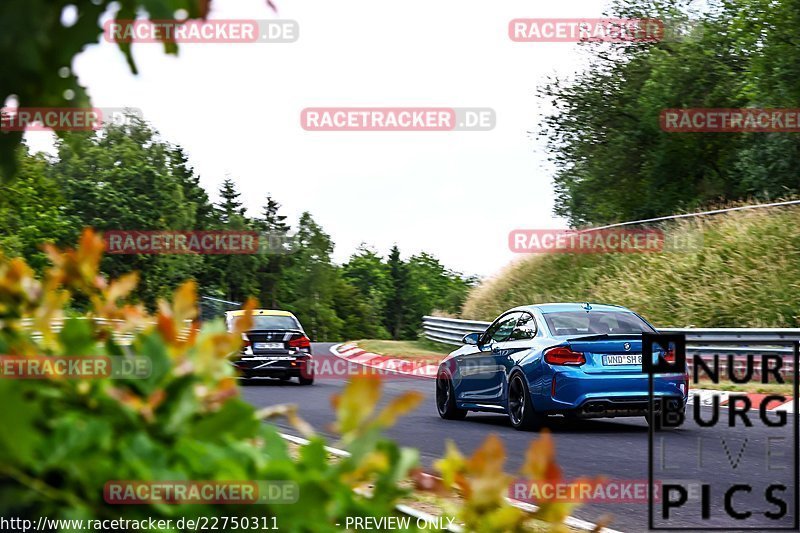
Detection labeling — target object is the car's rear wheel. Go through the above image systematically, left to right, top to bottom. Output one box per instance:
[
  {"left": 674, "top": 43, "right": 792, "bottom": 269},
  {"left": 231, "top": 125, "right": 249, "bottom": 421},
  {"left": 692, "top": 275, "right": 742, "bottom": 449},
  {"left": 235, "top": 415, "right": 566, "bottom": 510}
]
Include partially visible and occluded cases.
[
  {"left": 508, "top": 372, "right": 546, "bottom": 431},
  {"left": 436, "top": 373, "right": 467, "bottom": 420},
  {"left": 298, "top": 374, "right": 314, "bottom": 385}
]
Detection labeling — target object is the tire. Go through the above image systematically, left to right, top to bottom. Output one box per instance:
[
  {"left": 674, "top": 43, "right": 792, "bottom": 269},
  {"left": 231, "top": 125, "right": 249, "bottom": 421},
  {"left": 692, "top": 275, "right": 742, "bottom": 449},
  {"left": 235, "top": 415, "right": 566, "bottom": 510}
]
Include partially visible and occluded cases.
[
  {"left": 507, "top": 372, "right": 546, "bottom": 431},
  {"left": 436, "top": 373, "right": 467, "bottom": 420},
  {"left": 298, "top": 374, "right": 314, "bottom": 385}
]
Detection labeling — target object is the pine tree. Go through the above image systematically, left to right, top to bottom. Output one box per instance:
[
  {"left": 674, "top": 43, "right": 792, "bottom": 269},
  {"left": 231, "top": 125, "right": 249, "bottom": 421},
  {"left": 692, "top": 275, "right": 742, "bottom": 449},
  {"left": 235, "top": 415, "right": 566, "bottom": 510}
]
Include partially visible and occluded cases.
[
  {"left": 216, "top": 178, "right": 245, "bottom": 225},
  {"left": 257, "top": 194, "right": 291, "bottom": 308},
  {"left": 260, "top": 194, "right": 290, "bottom": 232},
  {"left": 385, "top": 245, "right": 410, "bottom": 339}
]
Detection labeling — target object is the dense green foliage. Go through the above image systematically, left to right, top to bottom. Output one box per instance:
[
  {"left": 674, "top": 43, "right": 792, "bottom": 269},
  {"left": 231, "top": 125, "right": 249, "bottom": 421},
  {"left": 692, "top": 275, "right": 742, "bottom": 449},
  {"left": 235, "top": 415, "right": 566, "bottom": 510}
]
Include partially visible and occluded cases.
[
  {"left": 543, "top": 0, "right": 800, "bottom": 226},
  {"left": 0, "top": 119, "right": 473, "bottom": 341},
  {"left": 462, "top": 206, "right": 800, "bottom": 327},
  {"left": 0, "top": 240, "right": 425, "bottom": 531}
]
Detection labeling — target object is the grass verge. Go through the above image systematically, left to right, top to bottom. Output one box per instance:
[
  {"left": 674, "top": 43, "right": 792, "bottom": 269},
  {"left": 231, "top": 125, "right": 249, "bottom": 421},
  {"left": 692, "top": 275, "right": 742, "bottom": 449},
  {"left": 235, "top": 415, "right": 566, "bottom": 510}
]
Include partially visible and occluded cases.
[
  {"left": 461, "top": 204, "right": 800, "bottom": 328},
  {"left": 692, "top": 379, "right": 795, "bottom": 396}
]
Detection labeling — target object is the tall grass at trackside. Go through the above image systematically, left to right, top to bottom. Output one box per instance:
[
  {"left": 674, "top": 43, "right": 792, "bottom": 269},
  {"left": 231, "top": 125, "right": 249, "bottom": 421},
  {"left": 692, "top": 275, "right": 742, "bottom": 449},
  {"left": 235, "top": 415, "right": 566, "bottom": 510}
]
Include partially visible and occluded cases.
[{"left": 460, "top": 206, "right": 800, "bottom": 327}]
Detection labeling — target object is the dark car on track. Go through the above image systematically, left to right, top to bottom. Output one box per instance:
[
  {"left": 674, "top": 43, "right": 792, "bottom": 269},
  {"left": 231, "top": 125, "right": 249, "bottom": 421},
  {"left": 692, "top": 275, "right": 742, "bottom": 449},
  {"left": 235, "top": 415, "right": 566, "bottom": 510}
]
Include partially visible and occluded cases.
[{"left": 226, "top": 309, "right": 314, "bottom": 385}]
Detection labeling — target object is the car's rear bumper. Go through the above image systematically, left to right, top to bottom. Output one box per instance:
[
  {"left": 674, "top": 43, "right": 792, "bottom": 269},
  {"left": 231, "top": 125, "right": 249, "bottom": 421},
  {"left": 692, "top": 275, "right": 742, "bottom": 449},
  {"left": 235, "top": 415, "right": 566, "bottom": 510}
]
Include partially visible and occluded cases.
[
  {"left": 231, "top": 354, "right": 312, "bottom": 378},
  {"left": 534, "top": 369, "right": 688, "bottom": 417},
  {"left": 571, "top": 395, "right": 685, "bottom": 418}
]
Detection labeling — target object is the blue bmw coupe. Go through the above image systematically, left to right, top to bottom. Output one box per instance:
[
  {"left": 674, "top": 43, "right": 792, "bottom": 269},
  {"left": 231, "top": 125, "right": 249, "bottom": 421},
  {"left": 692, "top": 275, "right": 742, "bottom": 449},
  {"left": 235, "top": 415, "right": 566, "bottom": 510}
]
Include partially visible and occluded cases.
[{"left": 435, "top": 303, "right": 688, "bottom": 430}]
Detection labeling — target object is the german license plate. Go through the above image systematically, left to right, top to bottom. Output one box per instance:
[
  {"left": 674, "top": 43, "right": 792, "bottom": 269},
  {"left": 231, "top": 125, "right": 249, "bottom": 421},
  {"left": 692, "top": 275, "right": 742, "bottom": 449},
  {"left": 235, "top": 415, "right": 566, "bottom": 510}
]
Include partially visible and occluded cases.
[
  {"left": 254, "top": 342, "right": 284, "bottom": 350},
  {"left": 603, "top": 354, "right": 642, "bottom": 366}
]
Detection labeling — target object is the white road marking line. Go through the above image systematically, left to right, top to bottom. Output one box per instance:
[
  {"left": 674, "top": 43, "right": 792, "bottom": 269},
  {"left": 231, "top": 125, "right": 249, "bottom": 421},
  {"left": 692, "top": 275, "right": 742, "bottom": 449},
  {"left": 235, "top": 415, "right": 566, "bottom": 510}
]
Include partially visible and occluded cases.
[{"left": 279, "top": 432, "right": 622, "bottom": 533}]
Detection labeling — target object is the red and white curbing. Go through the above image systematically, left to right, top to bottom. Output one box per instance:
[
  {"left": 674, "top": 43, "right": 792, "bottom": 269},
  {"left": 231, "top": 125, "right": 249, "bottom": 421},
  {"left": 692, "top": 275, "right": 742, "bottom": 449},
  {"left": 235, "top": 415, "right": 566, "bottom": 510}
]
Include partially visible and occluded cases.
[
  {"left": 332, "top": 343, "right": 440, "bottom": 379},
  {"left": 333, "top": 344, "right": 796, "bottom": 411},
  {"left": 687, "top": 388, "right": 795, "bottom": 412}
]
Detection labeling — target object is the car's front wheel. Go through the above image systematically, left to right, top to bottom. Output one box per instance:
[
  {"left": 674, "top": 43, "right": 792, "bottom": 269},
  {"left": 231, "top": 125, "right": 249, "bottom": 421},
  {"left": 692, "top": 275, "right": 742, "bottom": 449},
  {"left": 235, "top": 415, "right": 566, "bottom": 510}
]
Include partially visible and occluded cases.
[
  {"left": 507, "top": 372, "right": 546, "bottom": 431},
  {"left": 436, "top": 373, "right": 467, "bottom": 420}
]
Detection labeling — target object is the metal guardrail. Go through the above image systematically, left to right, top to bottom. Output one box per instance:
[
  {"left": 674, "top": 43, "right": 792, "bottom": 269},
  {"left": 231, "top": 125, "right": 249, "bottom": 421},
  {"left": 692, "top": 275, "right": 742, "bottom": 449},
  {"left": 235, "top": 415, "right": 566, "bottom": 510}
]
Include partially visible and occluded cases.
[
  {"left": 422, "top": 316, "right": 800, "bottom": 372},
  {"left": 18, "top": 317, "right": 192, "bottom": 345}
]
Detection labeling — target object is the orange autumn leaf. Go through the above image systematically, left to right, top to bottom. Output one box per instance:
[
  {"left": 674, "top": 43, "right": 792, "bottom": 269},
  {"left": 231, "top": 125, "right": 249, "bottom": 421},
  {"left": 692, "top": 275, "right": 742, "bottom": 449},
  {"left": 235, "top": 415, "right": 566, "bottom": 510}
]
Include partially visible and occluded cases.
[
  {"left": 232, "top": 297, "right": 257, "bottom": 335},
  {"left": 331, "top": 376, "right": 381, "bottom": 438},
  {"left": 373, "top": 390, "right": 423, "bottom": 428},
  {"left": 519, "top": 429, "right": 561, "bottom": 482}
]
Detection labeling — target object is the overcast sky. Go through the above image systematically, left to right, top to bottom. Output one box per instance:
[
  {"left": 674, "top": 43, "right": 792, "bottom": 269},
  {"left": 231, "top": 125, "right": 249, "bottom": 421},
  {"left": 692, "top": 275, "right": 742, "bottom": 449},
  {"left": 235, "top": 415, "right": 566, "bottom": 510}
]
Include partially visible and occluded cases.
[{"left": 24, "top": 0, "right": 614, "bottom": 278}]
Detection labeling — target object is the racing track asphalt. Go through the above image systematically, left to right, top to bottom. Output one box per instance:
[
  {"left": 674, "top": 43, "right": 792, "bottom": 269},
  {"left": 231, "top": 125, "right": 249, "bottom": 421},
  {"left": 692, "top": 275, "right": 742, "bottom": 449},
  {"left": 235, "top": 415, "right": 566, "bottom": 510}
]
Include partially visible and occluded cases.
[{"left": 239, "top": 343, "right": 798, "bottom": 533}]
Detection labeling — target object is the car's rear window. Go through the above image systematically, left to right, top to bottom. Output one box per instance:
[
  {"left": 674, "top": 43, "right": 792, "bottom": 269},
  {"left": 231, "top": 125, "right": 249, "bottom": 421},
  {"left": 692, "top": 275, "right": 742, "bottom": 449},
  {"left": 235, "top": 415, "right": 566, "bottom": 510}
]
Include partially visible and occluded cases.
[
  {"left": 543, "top": 311, "right": 655, "bottom": 336},
  {"left": 227, "top": 314, "right": 301, "bottom": 331},
  {"left": 250, "top": 316, "right": 300, "bottom": 330}
]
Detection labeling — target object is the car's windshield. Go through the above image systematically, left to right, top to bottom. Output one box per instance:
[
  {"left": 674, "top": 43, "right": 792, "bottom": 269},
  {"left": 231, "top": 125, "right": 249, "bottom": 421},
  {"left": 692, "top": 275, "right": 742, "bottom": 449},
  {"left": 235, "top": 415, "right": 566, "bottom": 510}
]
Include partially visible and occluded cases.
[{"left": 543, "top": 311, "right": 655, "bottom": 336}]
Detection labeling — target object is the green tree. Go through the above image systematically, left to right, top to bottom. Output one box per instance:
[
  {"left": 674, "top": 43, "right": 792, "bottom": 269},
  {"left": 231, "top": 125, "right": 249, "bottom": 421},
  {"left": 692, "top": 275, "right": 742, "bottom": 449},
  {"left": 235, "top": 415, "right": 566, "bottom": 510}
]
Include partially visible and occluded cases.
[
  {"left": 542, "top": 0, "right": 800, "bottom": 225},
  {"left": 56, "top": 118, "right": 204, "bottom": 305},
  {"left": 0, "top": 147, "right": 78, "bottom": 271},
  {"left": 206, "top": 178, "right": 259, "bottom": 303},
  {"left": 216, "top": 178, "right": 247, "bottom": 225},
  {"left": 255, "top": 195, "right": 291, "bottom": 308},
  {"left": 281, "top": 212, "right": 343, "bottom": 340},
  {"left": 343, "top": 244, "right": 391, "bottom": 333},
  {"left": 384, "top": 245, "right": 411, "bottom": 339},
  {"left": 403, "top": 253, "right": 473, "bottom": 339},
  {"left": 331, "top": 278, "right": 390, "bottom": 340}
]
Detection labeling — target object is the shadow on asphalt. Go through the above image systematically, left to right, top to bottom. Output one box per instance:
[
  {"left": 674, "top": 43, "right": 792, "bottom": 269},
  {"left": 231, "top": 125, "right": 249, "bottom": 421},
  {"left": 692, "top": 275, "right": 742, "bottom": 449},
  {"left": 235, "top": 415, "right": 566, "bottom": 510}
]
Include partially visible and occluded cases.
[
  {"left": 238, "top": 378, "right": 302, "bottom": 387},
  {"left": 456, "top": 413, "right": 650, "bottom": 434}
]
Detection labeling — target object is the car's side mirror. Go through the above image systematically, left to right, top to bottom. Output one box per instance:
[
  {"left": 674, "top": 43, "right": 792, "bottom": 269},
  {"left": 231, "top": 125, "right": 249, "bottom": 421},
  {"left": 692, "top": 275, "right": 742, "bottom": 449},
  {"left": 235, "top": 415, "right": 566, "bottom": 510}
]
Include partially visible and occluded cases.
[{"left": 462, "top": 332, "right": 482, "bottom": 345}]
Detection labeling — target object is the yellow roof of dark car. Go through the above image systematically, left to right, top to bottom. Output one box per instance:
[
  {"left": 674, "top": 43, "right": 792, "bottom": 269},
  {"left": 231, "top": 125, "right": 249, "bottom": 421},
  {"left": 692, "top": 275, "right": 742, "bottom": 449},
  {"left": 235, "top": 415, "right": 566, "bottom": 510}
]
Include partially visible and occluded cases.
[{"left": 226, "top": 309, "right": 294, "bottom": 317}]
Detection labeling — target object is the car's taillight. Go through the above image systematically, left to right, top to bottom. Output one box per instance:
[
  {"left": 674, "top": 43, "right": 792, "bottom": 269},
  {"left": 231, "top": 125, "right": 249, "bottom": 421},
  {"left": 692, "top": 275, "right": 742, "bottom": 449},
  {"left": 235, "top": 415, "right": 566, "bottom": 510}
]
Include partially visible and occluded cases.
[
  {"left": 288, "top": 335, "right": 311, "bottom": 349},
  {"left": 544, "top": 346, "right": 585, "bottom": 365}
]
